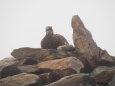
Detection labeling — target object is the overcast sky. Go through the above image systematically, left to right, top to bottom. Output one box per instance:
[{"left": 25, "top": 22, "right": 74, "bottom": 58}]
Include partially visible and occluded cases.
[{"left": 0, "top": 0, "right": 115, "bottom": 60}]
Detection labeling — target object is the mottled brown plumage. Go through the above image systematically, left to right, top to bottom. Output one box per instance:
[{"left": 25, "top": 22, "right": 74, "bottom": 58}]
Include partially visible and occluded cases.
[{"left": 41, "top": 26, "right": 68, "bottom": 49}]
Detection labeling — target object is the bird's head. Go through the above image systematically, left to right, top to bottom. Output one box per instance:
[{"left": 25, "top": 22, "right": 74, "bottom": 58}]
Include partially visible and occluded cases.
[{"left": 45, "top": 26, "right": 54, "bottom": 35}]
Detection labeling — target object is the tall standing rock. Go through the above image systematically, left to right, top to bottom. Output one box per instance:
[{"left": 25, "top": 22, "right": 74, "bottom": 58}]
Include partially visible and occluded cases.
[{"left": 71, "top": 15, "right": 100, "bottom": 72}]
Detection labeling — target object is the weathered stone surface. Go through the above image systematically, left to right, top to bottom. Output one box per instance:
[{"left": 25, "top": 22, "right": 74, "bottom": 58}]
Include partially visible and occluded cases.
[
  {"left": 71, "top": 15, "right": 99, "bottom": 72},
  {"left": 11, "top": 47, "right": 77, "bottom": 61},
  {"left": 11, "top": 47, "right": 50, "bottom": 60},
  {"left": 98, "top": 49, "right": 115, "bottom": 66},
  {"left": 0, "top": 57, "right": 17, "bottom": 67},
  {"left": 37, "top": 57, "right": 84, "bottom": 81},
  {"left": 0, "top": 65, "right": 40, "bottom": 78},
  {"left": 17, "top": 65, "right": 40, "bottom": 74},
  {"left": 91, "top": 66, "right": 115, "bottom": 83},
  {"left": 0, "top": 73, "right": 41, "bottom": 86},
  {"left": 38, "top": 73, "right": 52, "bottom": 85},
  {"left": 45, "top": 74, "right": 96, "bottom": 86},
  {"left": 109, "top": 74, "right": 115, "bottom": 86}
]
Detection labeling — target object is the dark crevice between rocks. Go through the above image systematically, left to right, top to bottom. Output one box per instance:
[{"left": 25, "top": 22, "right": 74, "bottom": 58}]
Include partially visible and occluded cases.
[
  {"left": 12, "top": 57, "right": 38, "bottom": 66},
  {"left": 22, "top": 58, "right": 38, "bottom": 65},
  {"left": 80, "top": 59, "right": 93, "bottom": 73},
  {"left": 98, "top": 60, "right": 115, "bottom": 66},
  {"left": 51, "top": 68, "right": 77, "bottom": 82},
  {"left": 27, "top": 69, "right": 41, "bottom": 75},
  {"left": 82, "top": 75, "right": 97, "bottom": 86},
  {"left": 27, "top": 79, "right": 41, "bottom": 86},
  {"left": 97, "top": 82, "right": 108, "bottom": 86}
]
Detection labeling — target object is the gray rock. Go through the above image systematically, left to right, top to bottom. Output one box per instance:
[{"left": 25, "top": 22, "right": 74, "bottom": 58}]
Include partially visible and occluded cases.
[{"left": 91, "top": 66, "right": 115, "bottom": 83}]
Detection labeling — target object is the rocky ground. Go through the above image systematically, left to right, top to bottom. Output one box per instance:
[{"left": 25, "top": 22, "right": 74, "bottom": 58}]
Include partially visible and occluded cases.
[{"left": 0, "top": 15, "right": 115, "bottom": 86}]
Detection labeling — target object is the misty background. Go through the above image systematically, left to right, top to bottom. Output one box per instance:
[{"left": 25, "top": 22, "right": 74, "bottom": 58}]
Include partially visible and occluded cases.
[{"left": 0, "top": 0, "right": 115, "bottom": 60}]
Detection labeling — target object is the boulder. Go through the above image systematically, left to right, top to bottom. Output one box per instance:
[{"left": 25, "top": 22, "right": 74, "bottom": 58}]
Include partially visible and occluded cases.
[
  {"left": 71, "top": 15, "right": 100, "bottom": 72},
  {"left": 11, "top": 47, "right": 77, "bottom": 61},
  {"left": 11, "top": 47, "right": 50, "bottom": 60},
  {"left": 98, "top": 49, "right": 115, "bottom": 66},
  {"left": 0, "top": 57, "right": 17, "bottom": 67},
  {"left": 0, "top": 57, "right": 18, "bottom": 79},
  {"left": 37, "top": 57, "right": 84, "bottom": 81},
  {"left": 0, "top": 65, "right": 40, "bottom": 78},
  {"left": 0, "top": 66, "right": 22, "bottom": 78},
  {"left": 91, "top": 66, "right": 115, "bottom": 83},
  {"left": 0, "top": 73, "right": 41, "bottom": 86},
  {"left": 45, "top": 74, "right": 97, "bottom": 86},
  {"left": 109, "top": 74, "right": 115, "bottom": 86}
]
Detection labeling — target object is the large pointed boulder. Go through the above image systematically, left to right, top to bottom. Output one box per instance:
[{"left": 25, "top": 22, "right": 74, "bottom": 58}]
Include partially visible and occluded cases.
[{"left": 71, "top": 15, "right": 100, "bottom": 72}]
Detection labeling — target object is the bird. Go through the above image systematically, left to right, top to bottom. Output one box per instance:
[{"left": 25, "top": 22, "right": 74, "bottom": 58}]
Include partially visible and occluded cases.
[{"left": 41, "top": 26, "right": 68, "bottom": 49}]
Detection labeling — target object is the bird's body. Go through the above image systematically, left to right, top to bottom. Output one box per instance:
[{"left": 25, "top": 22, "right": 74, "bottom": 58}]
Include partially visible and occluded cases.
[{"left": 41, "top": 26, "right": 68, "bottom": 49}]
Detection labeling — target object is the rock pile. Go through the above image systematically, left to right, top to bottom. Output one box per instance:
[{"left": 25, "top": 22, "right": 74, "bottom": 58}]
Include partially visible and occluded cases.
[{"left": 0, "top": 15, "right": 115, "bottom": 86}]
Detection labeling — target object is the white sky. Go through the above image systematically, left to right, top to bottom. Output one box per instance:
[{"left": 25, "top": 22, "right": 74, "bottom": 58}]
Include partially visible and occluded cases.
[{"left": 0, "top": 0, "right": 115, "bottom": 60}]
